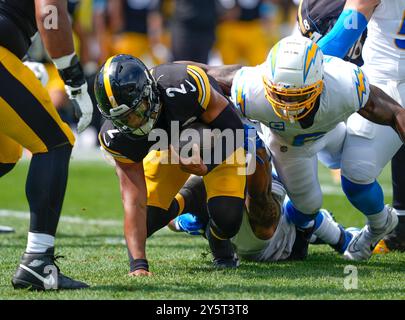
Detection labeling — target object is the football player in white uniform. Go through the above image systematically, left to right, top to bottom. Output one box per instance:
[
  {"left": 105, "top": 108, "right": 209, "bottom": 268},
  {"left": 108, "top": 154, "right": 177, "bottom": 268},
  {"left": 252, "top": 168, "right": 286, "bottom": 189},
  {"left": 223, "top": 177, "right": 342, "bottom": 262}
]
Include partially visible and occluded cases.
[
  {"left": 305, "top": 0, "right": 405, "bottom": 255},
  {"left": 338, "top": 0, "right": 405, "bottom": 253},
  {"left": 185, "top": 35, "right": 405, "bottom": 261},
  {"left": 169, "top": 125, "right": 357, "bottom": 261}
]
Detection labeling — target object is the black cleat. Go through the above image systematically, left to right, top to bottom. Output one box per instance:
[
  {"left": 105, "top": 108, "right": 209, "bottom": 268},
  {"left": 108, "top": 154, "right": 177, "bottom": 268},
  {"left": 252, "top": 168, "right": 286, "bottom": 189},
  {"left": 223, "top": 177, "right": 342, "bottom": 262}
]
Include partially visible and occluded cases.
[
  {"left": 383, "top": 216, "right": 405, "bottom": 252},
  {"left": 206, "top": 225, "right": 240, "bottom": 269},
  {"left": 12, "top": 247, "right": 89, "bottom": 290},
  {"left": 213, "top": 254, "right": 240, "bottom": 269}
]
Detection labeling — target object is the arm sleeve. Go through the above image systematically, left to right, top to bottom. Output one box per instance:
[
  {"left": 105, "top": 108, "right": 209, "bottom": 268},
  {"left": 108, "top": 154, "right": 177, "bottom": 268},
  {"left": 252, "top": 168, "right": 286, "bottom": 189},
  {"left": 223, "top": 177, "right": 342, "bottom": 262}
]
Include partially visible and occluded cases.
[{"left": 317, "top": 9, "right": 368, "bottom": 59}]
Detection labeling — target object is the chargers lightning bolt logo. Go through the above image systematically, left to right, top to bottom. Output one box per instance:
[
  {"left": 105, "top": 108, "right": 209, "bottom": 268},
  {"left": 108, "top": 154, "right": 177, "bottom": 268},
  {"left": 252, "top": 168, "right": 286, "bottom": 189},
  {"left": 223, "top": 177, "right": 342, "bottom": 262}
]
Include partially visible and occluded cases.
[
  {"left": 303, "top": 42, "right": 319, "bottom": 82},
  {"left": 354, "top": 67, "right": 367, "bottom": 107}
]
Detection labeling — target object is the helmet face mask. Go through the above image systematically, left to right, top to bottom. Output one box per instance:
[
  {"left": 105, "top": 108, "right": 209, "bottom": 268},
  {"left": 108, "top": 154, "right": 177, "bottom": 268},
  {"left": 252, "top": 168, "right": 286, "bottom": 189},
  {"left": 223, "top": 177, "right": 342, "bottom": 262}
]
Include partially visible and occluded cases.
[
  {"left": 263, "top": 36, "right": 324, "bottom": 123},
  {"left": 95, "top": 55, "right": 161, "bottom": 138},
  {"left": 263, "top": 75, "right": 323, "bottom": 122}
]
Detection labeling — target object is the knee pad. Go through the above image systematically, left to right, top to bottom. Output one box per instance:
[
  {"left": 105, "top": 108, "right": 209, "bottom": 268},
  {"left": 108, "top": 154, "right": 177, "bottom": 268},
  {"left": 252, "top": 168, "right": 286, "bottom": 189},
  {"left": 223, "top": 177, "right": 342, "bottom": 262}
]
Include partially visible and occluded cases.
[
  {"left": 341, "top": 159, "right": 380, "bottom": 185},
  {"left": 0, "top": 163, "right": 16, "bottom": 177},
  {"left": 289, "top": 190, "right": 323, "bottom": 215},
  {"left": 207, "top": 196, "right": 244, "bottom": 239}
]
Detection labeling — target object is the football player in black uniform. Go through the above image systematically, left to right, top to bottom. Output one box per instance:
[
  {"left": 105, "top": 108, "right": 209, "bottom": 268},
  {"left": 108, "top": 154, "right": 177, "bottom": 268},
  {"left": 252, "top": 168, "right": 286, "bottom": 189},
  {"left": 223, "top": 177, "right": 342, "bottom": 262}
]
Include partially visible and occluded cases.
[
  {"left": 0, "top": 0, "right": 92, "bottom": 290},
  {"left": 297, "top": 0, "right": 405, "bottom": 252},
  {"left": 95, "top": 55, "right": 246, "bottom": 275}
]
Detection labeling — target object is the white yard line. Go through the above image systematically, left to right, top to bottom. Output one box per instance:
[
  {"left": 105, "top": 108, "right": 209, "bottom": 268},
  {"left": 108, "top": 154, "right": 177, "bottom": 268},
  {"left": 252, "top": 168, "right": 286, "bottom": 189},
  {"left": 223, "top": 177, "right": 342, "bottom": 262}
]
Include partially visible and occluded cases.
[{"left": 0, "top": 210, "right": 121, "bottom": 227}]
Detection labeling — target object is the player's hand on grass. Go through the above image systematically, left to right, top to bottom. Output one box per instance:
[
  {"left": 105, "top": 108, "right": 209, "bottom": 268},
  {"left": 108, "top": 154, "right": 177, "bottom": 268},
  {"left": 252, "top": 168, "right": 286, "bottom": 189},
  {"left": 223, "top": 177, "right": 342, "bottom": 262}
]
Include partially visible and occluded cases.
[{"left": 129, "top": 269, "right": 152, "bottom": 277}]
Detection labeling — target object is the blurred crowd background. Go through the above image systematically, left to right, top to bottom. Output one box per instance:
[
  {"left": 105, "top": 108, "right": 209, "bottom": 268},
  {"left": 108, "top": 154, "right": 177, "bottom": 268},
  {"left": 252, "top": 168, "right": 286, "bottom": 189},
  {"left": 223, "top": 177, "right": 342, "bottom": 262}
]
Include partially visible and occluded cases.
[{"left": 28, "top": 0, "right": 300, "bottom": 148}]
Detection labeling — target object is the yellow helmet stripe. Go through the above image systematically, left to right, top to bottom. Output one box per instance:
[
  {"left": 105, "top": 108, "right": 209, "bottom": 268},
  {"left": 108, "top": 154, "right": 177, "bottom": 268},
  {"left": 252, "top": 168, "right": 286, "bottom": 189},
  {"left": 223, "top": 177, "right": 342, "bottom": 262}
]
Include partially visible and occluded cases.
[
  {"left": 298, "top": 0, "right": 306, "bottom": 35},
  {"left": 103, "top": 55, "right": 118, "bottom": 108}
]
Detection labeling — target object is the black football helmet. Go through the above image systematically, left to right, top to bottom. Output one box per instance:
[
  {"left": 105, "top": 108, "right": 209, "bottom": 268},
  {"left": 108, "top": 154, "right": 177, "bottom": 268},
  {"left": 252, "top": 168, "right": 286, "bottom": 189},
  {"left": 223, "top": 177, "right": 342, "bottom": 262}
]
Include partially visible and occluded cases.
[{"left": 94, "top": 54, "right": 161, "bottom": 136}]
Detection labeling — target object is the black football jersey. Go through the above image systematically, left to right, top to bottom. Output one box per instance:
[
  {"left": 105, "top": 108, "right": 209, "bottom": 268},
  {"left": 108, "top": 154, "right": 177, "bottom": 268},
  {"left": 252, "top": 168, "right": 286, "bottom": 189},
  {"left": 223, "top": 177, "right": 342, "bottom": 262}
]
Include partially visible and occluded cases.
[
  {"left": 0, "top": 0, "right": 36, "bottom": 56},
  {"left": 297, "top": 0, "right": 367, "bottom": 66},
  {"left": 99, "top": 63, "right": 214, "bottom": 163}
]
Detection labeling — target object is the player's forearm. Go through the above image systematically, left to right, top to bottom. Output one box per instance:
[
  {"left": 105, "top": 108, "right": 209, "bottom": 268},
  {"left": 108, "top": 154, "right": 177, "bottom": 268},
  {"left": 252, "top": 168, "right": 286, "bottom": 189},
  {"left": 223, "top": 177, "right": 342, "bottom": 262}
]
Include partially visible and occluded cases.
[
  {"left": 35, "top": 0, "right": 75, "bottom": 58},
  {"left": 344, "top": 0, "right": 380, "bottom": 20},
  {"left": 317, "top": 8, "right": 368, "bottom": 58},
  {"left": 359, "top": 85, "right": 405, "bottom": 142},
  {"left": 247, "top": 149, "right": 270, "bottom": 198},
  {"left": 116, "top": 161, "right": 148, "bottom": 260},
  {"left": 124, "top": 201, "right": 148, "bottom": 259}
]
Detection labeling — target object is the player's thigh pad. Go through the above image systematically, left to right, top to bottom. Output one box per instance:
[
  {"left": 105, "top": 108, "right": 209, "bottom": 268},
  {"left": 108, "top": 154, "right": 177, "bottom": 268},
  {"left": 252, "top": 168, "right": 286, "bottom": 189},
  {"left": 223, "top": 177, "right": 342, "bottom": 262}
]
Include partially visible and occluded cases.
[
  {"left": 0, "top": 46, "right": 74, "bottom": 154},
  {"left": 342, "top": 113, "right": 402, "bottom": 184},
  {"left": 317, "top": 122, "right": 346, "bottom": 169},
  {"left": 0, "top": 132, "right": 22, "bottom": 164},
  {"left": 271, "top": 140, "right": 323, "bottom": 214},
  {"left": 203, "top": 147, "right": 246, "bottom": 200},
  {"left": 143, "top": 150, "right": 190, "bottom": 210}
]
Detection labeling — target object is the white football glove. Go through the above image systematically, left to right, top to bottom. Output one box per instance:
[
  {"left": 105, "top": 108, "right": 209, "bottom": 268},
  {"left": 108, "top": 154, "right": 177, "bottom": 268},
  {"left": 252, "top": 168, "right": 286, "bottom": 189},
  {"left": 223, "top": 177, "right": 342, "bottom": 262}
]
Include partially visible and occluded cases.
[
  {"left": 23, "top": 61, "right": 49, "bottom": 87},
  {"left": 65, "top": 82, "right": 93, "bottom": 133}
]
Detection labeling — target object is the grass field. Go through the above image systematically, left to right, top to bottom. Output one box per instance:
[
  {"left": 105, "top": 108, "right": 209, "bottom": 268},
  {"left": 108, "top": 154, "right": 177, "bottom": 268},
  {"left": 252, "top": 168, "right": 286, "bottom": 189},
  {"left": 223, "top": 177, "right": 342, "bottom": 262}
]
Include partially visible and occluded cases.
[{"left": 0, "top": 158, "right": 404, "bottom": 300}]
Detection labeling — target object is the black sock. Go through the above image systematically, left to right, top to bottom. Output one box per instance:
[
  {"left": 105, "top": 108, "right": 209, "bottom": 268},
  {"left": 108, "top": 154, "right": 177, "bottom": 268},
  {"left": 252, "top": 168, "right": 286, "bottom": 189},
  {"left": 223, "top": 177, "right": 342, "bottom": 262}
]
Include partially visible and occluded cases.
[{"left": 27, "top": 144, "right": 72, "bottom": 236}]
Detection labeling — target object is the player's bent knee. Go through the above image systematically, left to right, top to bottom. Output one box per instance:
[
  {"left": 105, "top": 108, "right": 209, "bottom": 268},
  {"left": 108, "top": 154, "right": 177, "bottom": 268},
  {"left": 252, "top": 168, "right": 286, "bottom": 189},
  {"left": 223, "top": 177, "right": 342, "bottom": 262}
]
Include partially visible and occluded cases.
[
  {"left": 341, "top": 159, "right": 381, "bottom": 184},
  {"left": 291, "top": 193, "right": 323, "bottom": 215},
  {"left": 208, "top": 196, "right": 244, "bottom": 239}
]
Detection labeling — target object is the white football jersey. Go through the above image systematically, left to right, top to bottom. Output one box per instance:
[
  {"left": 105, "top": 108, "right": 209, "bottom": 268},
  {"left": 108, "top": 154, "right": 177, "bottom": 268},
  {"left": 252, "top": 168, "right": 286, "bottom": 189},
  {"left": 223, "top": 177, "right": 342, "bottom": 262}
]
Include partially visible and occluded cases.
[
  {"left": 362, "top": 0, "right": 405, "bottom": 81},
  {"left": 231, "top": 56, "right": 370, "bottom": 146},
  {"left": 231, "top": 175, "right": 296, "bottom": 261}
]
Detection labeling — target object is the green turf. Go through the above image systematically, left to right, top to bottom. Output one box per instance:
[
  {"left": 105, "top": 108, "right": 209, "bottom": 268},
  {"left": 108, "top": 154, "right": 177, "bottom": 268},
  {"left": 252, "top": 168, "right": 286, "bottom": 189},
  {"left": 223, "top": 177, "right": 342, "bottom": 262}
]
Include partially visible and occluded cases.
[{"left": 0, "top": 160, "right": 404, "bottom": 300}]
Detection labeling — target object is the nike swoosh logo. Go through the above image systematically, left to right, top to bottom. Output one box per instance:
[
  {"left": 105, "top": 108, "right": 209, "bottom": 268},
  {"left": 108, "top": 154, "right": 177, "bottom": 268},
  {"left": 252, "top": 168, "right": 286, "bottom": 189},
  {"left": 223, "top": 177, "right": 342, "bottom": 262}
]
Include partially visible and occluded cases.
[
  {"left": 103, "top": 133, "right": 111, "bottom": 147},
  {"left": 347, "top": 234, "right": 362, "bottom": 253},
  {"left": 20, "top": 264, "right": 57, "bottom": 288}
]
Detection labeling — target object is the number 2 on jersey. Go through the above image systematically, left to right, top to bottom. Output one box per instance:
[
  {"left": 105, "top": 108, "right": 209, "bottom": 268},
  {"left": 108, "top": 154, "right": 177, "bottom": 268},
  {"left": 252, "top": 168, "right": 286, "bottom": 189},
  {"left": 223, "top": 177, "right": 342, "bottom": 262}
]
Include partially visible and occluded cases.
[{"left": 395, "top": 11, "right": 405, "bottom": 50}]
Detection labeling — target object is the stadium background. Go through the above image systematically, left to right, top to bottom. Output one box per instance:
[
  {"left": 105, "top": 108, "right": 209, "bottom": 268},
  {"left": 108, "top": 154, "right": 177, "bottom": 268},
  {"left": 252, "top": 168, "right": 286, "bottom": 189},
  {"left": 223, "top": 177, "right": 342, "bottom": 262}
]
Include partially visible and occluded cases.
[{"left": 0, "top": 0, "right": 404, "bottom": 300}]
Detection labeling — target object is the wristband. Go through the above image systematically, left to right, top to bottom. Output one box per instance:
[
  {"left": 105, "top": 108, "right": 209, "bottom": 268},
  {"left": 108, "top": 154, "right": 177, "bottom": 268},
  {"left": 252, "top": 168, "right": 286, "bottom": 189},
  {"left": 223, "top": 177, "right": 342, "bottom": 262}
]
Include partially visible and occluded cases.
[{"left": 53, "top": 53, "right": 85, "bottom": 87}]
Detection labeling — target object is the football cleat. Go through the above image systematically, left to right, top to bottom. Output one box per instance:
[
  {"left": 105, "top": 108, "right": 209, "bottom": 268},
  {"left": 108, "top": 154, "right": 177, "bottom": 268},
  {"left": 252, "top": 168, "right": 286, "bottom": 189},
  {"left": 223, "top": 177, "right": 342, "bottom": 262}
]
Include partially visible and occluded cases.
[
  {"left": 343, "top": 206, "right": 399, "bottom": 261},
  {"left": 168, "top": 213, "right": 205, "bottom": 236},
  {"left": 382, "top": 216, "right": 405, "bottom": 252},
  {"left": 0, "top": 225, "right": 15, "bottom": 233},
  {"left": 206, "top": 225, "right": 239, "bottom": 269},
  {"left": 332, "top": 226, "right": 359, "bottom": 254},
  {"left": 12, "top": 247, "right": 89, "bottom": 290},
  {"left": 213, "top": 253, "right": 240, "bottom": 269}
]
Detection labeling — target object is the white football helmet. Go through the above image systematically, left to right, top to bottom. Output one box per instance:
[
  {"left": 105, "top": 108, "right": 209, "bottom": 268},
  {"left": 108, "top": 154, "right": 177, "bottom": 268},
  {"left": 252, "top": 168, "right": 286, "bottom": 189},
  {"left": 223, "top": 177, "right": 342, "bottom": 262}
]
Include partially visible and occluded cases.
[{"left": 262, "top": 36, "right": 324, "bottom": 122}]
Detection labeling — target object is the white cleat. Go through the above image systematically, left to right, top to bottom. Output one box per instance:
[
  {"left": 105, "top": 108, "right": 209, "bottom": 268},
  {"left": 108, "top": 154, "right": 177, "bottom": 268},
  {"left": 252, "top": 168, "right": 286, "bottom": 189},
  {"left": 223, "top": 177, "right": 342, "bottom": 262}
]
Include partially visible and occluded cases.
[{"left": 343, "top": 206, "right": 399, "bottom": 261}]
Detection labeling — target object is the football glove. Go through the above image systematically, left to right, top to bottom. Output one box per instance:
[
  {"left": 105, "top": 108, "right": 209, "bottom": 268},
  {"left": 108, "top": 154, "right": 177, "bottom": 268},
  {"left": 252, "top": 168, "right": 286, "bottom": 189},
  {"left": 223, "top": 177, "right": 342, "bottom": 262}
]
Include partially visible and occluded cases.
[{"left": 56, "top": 54, "right": 93, "bottom": 133}]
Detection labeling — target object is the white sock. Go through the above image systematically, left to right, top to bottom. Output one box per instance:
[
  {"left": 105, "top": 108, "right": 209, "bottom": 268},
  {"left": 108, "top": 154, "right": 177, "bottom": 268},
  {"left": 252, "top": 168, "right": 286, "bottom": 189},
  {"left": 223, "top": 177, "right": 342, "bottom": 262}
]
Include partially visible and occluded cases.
[
  {"left": 367, "top": 206, "right": 388, "bottom": 231},
  {"left": 313, "top": 211, "right": 341, "bottom": 245},
  {"left": 26, "top": 232, "right": 55, "bottom": 253}
]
